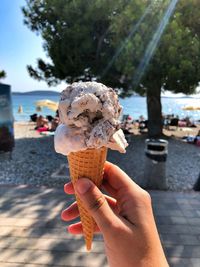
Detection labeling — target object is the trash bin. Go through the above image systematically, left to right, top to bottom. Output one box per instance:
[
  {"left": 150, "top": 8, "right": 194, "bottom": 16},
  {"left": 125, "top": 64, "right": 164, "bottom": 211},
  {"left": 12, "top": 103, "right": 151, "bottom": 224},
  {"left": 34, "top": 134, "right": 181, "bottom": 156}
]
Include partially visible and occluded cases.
[
  {"left": 0, "top": 84, "right": 15, "bottom": 158},
  {"left": 144, "top": 139, "right": 168, "bottom": 190}
]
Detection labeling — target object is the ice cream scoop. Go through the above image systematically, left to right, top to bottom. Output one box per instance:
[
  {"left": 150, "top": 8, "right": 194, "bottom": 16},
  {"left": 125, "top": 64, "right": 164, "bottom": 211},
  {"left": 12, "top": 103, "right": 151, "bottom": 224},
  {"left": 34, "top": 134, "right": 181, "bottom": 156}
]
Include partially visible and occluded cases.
[{"left": 54, "top": 81, "right": 128, "bottom": 154}]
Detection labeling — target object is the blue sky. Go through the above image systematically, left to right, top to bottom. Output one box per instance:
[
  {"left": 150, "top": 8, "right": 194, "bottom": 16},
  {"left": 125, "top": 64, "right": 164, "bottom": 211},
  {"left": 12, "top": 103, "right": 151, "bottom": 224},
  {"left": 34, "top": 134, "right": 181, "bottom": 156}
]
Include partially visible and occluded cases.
[{"left": 0, "top": 0, "right": 61, "bottom": 92}]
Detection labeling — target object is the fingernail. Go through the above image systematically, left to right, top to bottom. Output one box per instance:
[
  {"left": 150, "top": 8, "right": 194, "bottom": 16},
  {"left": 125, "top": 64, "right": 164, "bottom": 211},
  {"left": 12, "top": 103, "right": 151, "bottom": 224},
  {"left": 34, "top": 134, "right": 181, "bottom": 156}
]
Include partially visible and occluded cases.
[{"left": 76, "top": 178, "right": 92, "bottom": 195}]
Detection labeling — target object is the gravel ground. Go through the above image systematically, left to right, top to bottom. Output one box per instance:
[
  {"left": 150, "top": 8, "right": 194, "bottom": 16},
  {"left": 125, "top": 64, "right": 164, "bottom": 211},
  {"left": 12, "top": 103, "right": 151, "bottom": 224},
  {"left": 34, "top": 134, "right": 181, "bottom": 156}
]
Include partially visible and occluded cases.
[
  {"left": 0, "top": 122, "right": 199, "bottom": 191},
  {"left": 108, "top": 134, "right": 200, "bottom": 191},
  {"left": 0, "top": 135, "right": 65, "bottom": 187}
]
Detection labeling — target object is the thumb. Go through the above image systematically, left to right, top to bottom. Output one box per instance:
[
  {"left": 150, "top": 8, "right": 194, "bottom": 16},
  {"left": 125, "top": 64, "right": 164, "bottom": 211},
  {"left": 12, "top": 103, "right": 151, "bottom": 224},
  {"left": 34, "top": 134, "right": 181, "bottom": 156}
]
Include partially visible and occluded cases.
[{"left": 74, "top": 178, "right": 117, "bottom": 234}]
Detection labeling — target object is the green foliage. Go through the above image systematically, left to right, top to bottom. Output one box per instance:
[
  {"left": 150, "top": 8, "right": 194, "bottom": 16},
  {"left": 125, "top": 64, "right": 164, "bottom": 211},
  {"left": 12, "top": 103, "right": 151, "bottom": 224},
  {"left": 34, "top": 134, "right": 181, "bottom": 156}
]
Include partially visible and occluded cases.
[
  {"left": 23, "top": 0, "right": 200, "bottom": 96},
  {"left": 23, "top": 0, "right": 122, "bottom": 85},
  {"left": 145, "top": 0, "right": 200, "bottom": 95},
  {"left": 0, "top": 69, "right": 6, "bottom": 80}
]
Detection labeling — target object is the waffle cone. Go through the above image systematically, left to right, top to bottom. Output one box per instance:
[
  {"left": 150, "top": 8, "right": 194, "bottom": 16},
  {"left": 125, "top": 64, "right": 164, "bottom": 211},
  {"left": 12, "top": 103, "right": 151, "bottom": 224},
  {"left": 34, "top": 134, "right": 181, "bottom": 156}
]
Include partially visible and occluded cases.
[{"left": 67, "top": 147, "right": 107, "bottom": 251}]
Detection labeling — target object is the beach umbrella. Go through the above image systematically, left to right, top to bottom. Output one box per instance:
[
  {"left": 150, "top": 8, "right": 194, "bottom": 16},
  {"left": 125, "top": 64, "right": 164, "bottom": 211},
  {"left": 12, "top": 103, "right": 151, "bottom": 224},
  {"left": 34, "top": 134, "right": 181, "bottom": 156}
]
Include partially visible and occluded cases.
[
  {"left": 35, "top": 99, "right": 58, "bottom": 112},
  {"left": 182, "top": 104, "right": 200, "bottom": 111}
]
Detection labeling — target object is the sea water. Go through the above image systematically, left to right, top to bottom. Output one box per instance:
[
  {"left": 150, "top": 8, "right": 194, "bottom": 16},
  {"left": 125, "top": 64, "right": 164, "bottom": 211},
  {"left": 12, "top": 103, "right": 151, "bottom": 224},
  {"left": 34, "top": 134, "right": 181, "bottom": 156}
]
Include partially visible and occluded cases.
[
  {"left": 12, "top": 94, "right": 200, "bottom": 122},
  {"left": 12, "top": 94, "right": 60, "bottom": 122}
]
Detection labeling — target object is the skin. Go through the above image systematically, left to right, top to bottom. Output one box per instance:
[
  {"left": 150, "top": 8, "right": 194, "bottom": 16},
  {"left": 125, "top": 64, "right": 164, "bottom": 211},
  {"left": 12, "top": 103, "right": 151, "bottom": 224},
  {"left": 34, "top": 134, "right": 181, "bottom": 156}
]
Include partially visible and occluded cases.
[{"left": 61, "top": 161, "right": 169, "bottom": 267}]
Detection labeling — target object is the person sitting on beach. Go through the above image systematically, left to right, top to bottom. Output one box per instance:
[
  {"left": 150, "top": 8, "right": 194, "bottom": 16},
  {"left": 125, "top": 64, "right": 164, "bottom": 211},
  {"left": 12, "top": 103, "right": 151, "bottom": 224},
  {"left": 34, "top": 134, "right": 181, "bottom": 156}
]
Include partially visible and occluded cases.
[
  {"left": 49, "top": 110, "right": 60, "bottom": 131},
  {"left": 30, "top": 113, "right": 38, "bottom": 122},
  {"left": 162, "top": 114, "right": 171, "bottom": 130},
  {"left": 35, "top": 115, "right": 49, "bottom": 131},
  {"left": 46, "top": 115, "right": 54, "bottom": 122},
  {"left": 121, "top": 115, "right": 133, "bottom": 135},
  {"left": 138, "top": 115, "right": 148, "bottom": 133},
  {"left": 180, "top": 116, "right": 196, "bottom": 128},
  {"left": 50, "top": 117, "right": 59, "bottom": 131}
]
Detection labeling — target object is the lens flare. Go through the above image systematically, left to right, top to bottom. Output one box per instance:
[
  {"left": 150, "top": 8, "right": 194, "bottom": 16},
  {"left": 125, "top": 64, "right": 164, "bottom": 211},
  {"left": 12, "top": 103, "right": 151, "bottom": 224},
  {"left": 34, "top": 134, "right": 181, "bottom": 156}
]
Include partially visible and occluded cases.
[{"left": 132, "top": 0, "right": 179, "bottom": 88}]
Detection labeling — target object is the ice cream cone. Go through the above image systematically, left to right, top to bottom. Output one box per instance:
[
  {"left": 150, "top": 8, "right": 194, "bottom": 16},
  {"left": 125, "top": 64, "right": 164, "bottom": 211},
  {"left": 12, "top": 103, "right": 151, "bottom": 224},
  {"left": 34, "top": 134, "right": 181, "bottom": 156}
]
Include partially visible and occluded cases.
[{"left": 67, "top": 146, "right": 107, "bottom": 251}]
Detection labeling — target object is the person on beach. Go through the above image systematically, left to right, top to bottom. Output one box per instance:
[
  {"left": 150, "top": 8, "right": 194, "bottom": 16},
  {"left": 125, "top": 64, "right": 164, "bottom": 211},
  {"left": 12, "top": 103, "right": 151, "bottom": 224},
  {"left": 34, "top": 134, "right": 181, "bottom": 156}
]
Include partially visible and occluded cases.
[
  {"left": 35, "top": 115, "right": 49, "bottom": 130},
  {"left": 121, "top": 115, "right": 133, "bottom": 135},
  {"left": 50, "top": 117, "right": 59, "bottom": 131},
  {"left": 61, "top": 162, "right": 169, "bottom": 267}
]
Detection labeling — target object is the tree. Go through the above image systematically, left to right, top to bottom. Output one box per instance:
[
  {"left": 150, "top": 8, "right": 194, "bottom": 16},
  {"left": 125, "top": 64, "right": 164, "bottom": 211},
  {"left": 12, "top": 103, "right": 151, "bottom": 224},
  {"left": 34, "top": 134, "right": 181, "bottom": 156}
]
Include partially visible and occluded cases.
[
  {"left": 23, "top": 0, "right": 200, "bottom": 137},
  {"left": 0, "top": 69, "right": 6, "bottom": 80}
]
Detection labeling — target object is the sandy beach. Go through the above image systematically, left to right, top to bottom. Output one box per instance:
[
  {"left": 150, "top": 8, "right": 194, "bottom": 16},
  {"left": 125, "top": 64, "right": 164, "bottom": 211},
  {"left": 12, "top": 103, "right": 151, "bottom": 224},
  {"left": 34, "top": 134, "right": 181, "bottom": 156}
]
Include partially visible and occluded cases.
[{"left": 0, "top": 121, "right": 199, "bottom": 191}]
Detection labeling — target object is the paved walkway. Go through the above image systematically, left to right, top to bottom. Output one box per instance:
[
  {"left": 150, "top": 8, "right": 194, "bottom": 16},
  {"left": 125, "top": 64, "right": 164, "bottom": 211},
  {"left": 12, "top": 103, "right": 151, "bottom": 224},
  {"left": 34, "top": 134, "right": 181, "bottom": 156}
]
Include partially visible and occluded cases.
[{"left": 0, "top": 185, "right": 199, "bottom": 267}]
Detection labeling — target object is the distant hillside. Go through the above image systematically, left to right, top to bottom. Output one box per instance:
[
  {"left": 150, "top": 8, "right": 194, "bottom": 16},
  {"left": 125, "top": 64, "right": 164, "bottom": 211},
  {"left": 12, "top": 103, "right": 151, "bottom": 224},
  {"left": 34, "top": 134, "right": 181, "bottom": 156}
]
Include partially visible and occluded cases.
[{"left": 12, "top": 90, "right": 60, "bottom": 96}]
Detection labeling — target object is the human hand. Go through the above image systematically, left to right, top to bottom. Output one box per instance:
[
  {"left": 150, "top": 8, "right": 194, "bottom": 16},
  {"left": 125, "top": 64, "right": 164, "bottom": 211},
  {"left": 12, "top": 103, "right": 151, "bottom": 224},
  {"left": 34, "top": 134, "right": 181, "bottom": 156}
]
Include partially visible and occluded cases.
[{"left": 61, "top": 161, "right": 168, "bottom": 267}]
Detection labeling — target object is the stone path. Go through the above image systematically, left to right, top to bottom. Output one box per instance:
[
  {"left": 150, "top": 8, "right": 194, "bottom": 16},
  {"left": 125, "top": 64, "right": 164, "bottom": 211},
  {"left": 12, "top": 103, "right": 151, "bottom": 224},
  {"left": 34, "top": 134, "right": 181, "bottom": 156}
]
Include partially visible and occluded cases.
[
  {"left": 0, "top": 185, "right": 199, "bottom": 267},
  {"left": 151, "top": 191, "right": 200, "bottom": 267}
]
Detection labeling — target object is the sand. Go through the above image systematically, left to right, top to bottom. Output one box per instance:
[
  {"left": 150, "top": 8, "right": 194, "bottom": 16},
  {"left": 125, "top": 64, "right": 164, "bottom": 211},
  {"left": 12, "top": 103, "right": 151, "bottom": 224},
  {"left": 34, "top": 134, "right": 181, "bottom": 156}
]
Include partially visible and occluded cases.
[{"left": 14, "top": 122, "right": 43, "bottom": 139}]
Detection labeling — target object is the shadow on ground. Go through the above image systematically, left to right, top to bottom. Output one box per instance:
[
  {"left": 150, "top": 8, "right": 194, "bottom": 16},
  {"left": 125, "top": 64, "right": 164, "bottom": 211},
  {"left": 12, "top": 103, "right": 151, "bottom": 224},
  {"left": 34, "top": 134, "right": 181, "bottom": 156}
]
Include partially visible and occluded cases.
[{"left": 0, "top": 185, "right": 107, "bottom": 267}]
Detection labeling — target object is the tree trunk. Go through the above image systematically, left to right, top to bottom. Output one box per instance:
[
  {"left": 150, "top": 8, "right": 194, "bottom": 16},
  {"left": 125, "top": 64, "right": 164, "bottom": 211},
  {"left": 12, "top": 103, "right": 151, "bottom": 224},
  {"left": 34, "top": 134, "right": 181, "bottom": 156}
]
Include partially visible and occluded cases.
[{"left": 147, "top": 84, "right": 163, "bottom": 138}]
